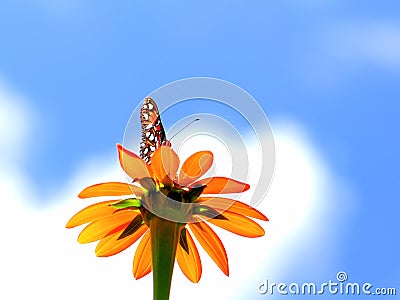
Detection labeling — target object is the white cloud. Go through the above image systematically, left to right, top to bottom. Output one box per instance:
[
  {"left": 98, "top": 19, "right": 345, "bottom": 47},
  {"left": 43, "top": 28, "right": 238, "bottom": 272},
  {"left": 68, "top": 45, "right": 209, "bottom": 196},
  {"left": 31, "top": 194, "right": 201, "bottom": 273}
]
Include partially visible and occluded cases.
[
  {"left": 35, "top": 0, "right": 81, "bottom": 15},
  {"left": 298, "top": 20, "right": 400, "bottom": 91},
  {"left": 327, "top": 21, "right": 400, "bottom": 68},
  {"left": 0, "top": 78, "right": 35, "bottom": 163},
  {"left": 0, "top": 81, "right": 352, "bottom": 299}
]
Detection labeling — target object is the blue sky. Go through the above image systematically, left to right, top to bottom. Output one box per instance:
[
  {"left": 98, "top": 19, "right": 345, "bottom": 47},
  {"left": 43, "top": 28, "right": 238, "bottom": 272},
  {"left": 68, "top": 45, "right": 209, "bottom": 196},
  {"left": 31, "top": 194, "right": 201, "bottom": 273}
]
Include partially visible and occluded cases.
[{"left": 0, "top": 1, "right": 399, "bottom": 299}]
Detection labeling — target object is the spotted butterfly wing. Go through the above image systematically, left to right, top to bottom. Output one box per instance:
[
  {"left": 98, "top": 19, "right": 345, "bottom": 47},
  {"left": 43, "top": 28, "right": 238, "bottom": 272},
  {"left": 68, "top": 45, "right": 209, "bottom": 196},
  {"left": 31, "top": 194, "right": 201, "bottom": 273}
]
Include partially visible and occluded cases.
[{"left": 139, "top": 97, "right": 170, "bottom": 163}]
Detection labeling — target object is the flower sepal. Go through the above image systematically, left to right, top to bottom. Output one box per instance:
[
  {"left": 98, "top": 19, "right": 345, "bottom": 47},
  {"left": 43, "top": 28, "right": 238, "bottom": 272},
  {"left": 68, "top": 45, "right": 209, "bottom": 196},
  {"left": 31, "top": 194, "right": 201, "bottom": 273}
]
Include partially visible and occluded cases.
[
  {"left": 181, "top": 185, "right": 207, "bottom": 203},
  {"left": 141, "top": 190, "right": 192, "bottom": 224},
  {"left": 193, "top": 204, "right": 228, "bottom": 220},
  {"left": 117, "top": 215, "right": 144, "bottom": 240}
]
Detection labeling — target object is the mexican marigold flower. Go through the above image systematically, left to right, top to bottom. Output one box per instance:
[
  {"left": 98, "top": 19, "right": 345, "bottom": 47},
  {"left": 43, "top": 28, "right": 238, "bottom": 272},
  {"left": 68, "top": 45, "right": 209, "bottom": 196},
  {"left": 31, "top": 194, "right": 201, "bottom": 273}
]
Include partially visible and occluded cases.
[{"left": 66, "top": 144, "right": 268, "bottom": 299}]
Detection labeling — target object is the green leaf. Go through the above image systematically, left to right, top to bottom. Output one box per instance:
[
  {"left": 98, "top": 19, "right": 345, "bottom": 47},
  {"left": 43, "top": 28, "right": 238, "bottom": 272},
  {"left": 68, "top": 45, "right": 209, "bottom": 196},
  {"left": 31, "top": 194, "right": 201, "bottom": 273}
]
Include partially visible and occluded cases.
[
  {"left": 111, "top": 198, "right": 141, "bottom": 209},
  {"left": 117, "top": 215, "right": 144, "bottom": 240}
]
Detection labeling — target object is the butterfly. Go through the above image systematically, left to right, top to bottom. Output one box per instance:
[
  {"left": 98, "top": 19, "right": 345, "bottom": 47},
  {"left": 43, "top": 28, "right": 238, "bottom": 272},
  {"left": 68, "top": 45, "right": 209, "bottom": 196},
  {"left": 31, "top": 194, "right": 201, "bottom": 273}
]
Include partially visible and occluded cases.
[{"left": 139, "top": 97, "right": 171, "bottom": 164}]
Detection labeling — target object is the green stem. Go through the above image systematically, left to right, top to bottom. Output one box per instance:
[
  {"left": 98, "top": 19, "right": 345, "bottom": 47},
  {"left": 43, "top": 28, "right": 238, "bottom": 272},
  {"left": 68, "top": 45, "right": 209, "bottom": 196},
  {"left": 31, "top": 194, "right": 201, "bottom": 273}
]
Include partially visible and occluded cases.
[{"left": 150, "top": 216, "right": 182, "bottom": 300}]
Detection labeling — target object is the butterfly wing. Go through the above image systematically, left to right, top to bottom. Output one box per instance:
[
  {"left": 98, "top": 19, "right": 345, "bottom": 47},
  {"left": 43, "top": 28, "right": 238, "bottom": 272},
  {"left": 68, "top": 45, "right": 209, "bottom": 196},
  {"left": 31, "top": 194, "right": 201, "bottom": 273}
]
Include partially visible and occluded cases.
[{"left": 139, "top": 97, "right": 168, "bottom": 163}]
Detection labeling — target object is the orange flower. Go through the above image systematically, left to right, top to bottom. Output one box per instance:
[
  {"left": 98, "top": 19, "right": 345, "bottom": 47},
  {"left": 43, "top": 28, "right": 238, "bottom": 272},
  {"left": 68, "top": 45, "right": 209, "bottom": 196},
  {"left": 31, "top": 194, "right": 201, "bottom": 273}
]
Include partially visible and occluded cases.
[{"left": 67, "top": 144, "right": 268, "bottom": 286}]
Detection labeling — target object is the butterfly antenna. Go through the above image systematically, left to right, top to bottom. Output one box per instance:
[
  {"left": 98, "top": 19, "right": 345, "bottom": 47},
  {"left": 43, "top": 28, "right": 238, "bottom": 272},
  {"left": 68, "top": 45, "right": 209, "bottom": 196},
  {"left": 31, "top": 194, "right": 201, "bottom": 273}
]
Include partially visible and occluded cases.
[{"left": 169, "top": 118, "right": 200, "bottom": 141}]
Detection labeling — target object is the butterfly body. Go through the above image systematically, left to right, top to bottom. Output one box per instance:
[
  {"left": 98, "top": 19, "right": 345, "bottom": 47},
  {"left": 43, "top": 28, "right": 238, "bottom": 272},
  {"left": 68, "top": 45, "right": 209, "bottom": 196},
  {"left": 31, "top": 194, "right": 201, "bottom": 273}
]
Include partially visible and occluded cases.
[{"left": 140, "top": 97, "right": 170, "bottom": 163}]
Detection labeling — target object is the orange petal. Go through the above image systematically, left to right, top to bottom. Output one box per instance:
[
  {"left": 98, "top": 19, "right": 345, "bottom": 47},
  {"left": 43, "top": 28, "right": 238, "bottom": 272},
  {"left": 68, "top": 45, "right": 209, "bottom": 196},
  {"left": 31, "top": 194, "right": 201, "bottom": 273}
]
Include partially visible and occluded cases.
[
  {"left": 117, "top": 144, "right": 153, "bottom": 180},
  {"left": 151, "top": 146, "right": 180, "bottom": 184},
  {"left": 178, "top": 151, "right": 213, "bottom": 186},
  {"left": 190, "top": 177, "right": 250, "bottom": 194},
  {"left": 78, "top": 182, "right": 143, "bottom": 198},
  {"left": 196, "top": 197, "right": 268, "bottom": 221},
  {"left": 66, "top": 200, "right": 117, "bottom": 228},
  {"left": 77, "top": 211, "right": 139, "bottom": 244},
  {"left": 203, "top": 211, "right": 265, "bottom": 238},
  {"left": 188, "top": 219, "right": 229, "bottom": 276},
  {"left": 96, "top": 225, "right": 148, "bottom": 257},
  {"left": 133, "top": 230, "right": 152, "bottom": 279},
  {"left": 176, "top": 230, "right": 202, "bottom": 283}
]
